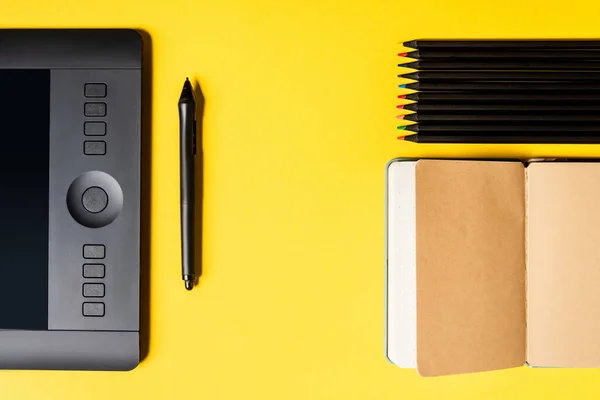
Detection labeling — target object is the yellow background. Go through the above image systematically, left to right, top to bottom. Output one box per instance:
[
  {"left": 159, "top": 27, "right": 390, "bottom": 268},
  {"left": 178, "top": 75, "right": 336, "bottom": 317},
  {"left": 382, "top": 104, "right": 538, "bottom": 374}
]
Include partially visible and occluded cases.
[{"left": 1, "top": 0, "right": 600, "bottom": 398}]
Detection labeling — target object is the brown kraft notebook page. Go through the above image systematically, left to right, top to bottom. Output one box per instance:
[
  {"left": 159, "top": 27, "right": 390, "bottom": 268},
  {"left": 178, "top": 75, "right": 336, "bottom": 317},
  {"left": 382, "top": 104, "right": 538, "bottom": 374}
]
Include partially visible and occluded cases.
[
  {"left": 415, "top": 160, "right": 526, "bottom": 377},
  {"left": 527, "top": 163, "right": 600, "bottom": 368}
]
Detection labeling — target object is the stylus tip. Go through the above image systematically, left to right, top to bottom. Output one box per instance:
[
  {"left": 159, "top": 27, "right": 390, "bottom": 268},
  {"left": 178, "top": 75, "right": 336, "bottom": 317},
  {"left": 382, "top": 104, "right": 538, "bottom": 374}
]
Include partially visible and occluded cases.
[{"left": 185, "top": 280, "right": 194, "bottom": 290}]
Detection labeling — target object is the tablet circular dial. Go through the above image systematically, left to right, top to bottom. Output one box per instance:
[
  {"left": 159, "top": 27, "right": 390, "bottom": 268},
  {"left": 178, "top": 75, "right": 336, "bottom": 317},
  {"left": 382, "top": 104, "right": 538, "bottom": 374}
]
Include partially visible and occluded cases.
[{"left": 67, "top": 171, "right": 123, "bottom": 228}]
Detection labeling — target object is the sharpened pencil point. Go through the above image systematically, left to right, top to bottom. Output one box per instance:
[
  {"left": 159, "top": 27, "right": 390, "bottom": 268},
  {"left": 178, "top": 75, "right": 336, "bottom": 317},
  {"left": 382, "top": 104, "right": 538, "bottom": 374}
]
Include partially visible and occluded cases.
[
  {"left": 403, "top": 40, "right": 417, "bottom": 49},
  {"left": 406, "top": 50, "right": 419, "bottom": 59},
  {"left": 398, "top": 52, "right": 407, "bottom": 57},
  {"left": 401, "top": 61, "right": 418, "bottom": 69},
  {"left": 399, "top": 64, "right": 407, "bottom": 67},
  {"left": 403, "top": 72, "right": 418, "bottom": 80},
  {"left": 405, "top": 83, "right": 418, "bottom": 90},
  {"left": 399, "top": 84, "right": 406, "bottom": 89},
  {"left": 397, "top": 95, "right": 406, "bottom": 99},
  {"left": 396, "top": 104, "right": 404, "bottom": 109},
  {"left": 397, "top": 115, "right": 405, "bottom": 120},
  {"left": 405, "top": 124, "right": 418, "bottom": 132},
  {"left": 397, "top": 125, "right": 407, "bottom": 130},
  {"left": 404, "top": 135, "right": 418, "bottom": 142},
  {"left": 397, "top": 136, "right": 406, "bottom": 140}
]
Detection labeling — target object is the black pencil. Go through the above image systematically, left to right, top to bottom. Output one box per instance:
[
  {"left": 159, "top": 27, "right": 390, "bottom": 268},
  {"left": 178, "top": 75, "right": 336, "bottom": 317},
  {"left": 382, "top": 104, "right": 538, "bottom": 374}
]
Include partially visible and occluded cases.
[
  {"left": 404, "top": 40, "right": 600, "bottom": 50},
  {"left": 405, "top": 50, "right": 600, "bottom": 59},
  {"left": 400, "top": 60, "right": 600, "bottom": 71},
  {"left": 400, "top": 71, "right": 600, "bottom": 82},
  {"left": 404, "top": 82, "right": 600, "bottom": 91},
  {"left": 403, "top": 92, "right": 600, "bottom": 103},
  {"left": 401, "top": 103, "right": 600, "bottom": 113},
  {"left": 401, "top": 113, "right": 600, "bottom": 122},
  {"left": 402, "top": 124, "right": 600, "bottom": 133},
  {"left": 400, "top": 134, "right": 600, "bottom": 144}
]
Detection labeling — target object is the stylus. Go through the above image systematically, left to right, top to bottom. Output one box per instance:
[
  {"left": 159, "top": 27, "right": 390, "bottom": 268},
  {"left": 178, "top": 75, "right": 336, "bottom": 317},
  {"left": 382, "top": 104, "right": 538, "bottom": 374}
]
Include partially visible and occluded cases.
[{"left": 179, "top": 78, "right": 196, "bottom": 290}]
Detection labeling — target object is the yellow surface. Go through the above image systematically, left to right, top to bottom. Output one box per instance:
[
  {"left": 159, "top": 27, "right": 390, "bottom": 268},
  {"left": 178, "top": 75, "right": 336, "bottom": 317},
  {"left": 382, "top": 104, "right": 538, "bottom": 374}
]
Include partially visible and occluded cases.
[{"left": 2, "top": 0, "right": 600, "bottom": 398}]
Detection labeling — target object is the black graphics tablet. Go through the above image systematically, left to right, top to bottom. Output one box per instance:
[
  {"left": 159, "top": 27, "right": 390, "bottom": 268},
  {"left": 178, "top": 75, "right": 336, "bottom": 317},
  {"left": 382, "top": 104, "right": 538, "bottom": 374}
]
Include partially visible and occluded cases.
[{"left": 0, "top": 29, "right": 142, "bottom": 371}]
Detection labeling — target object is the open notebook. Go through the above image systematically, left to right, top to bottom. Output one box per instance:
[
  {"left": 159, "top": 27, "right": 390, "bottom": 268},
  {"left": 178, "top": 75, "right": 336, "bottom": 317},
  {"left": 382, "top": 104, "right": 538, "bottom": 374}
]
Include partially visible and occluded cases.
[{"left": 385, "top": 159, "right": 600, "bottom": 377}]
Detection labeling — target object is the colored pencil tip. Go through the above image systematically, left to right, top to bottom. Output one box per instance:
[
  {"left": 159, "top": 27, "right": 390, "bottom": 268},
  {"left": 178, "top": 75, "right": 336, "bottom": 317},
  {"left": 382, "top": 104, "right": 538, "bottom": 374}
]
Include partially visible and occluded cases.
[
  {"left": 403, "top": 40, "right": 417, "bottom": 49},
  {"left": 398, "top": 52, "right": 407, "bottom": 57},
  {"left": 399, "top": 61, "right": 418, "bottom": 69},
  {"left": 399, "top": 84, "right": 406, "bottom": 89},
  {"left": 397, "top": 95, "right": 406, "bottom": 99},
  {"left": 396, "top": 104, "right": 405, "bottom": 109},
  {"left": 397, "top": 115, "right": 405, "bottom": 120},
  {"left": 397, "top": 125, "right": 407, "bottom": 130},
  {"left": 397, "top": 136, "right": 406, "bottom": 140}
]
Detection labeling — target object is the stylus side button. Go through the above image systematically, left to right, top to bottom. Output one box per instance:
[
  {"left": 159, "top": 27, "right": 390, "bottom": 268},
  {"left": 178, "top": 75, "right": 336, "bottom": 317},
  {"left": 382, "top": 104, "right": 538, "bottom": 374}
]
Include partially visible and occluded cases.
[
  {"left": 85, "top": 83, "right": 107, "bottom": 98},
  {"left": 84, "top": 102, "right": 107, "bottom": 117},
  {"left": 84, "top": 121, "right": 106, "bottom": 136},
  {"left": 84, "top": 141, "right": 106, "bottom": 155},
  {"left": 83, "top": 244, "right": 105, "bottom": 259},
  {"left": 83, "top": 263, "right": 105, "bottom": 278},
  {"left": 83, "top": 283, "right": 105, "bottom": 298},
  {"left": 83, "top": 302, "right": 105, "bottom": 317}
]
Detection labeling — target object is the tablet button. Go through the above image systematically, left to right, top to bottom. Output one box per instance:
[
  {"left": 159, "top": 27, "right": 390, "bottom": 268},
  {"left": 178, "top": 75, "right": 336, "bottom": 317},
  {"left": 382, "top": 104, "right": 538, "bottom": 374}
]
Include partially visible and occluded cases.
[
  {"left": 85, "top": 83, "right": 107, "bottom": 98},
  {"left": 84, "top": 102, "right": 106, "bottom": 117},
  {"left": 84, "top": 121, "right": 106, "bottom": 136},
  {"left": 84, "top": 141, "right": 106, "bottom": 155},
  {"left": 82, "top": 186, "right": 108, "bottom": 213},
  {"left": 83, "top": 245, "right": 105, "bottom": 259},
  {"left": 83, "top": 263, "right": 105, "bottom": 278},
  {"left": 83, "top": 283, "right": 105, "bottom": 298},
  {"left": 83, "top": 302, "right": 105, "bottom": 317}
]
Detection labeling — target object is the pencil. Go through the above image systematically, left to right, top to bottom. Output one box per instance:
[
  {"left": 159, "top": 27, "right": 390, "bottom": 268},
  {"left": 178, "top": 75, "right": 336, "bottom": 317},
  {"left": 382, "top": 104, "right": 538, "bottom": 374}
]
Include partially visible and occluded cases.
[
  {"left": 397, "top": 40, "right": 600, "bottom": 144},
  {"left": 403, "top": 40, "right": 600, "bottom": 50},
  {"left": 405, "top": 50, "right": 600, "bottom": 59},
  {"left": 400, "top": 60, "right": 600, "bottom": 71},
  {"left": 401, "top": 71, "right": 600, "bottom": 82},
  {"left": 405, "top": 82, "right": 600, "bottom": 91},
  {"left": 403, "top": 92, "right": 600, "bottom": 103},
  {"left": 402, "top": 103, "right": 600, "bottom": 112},
  {"left": 402, "top": 113, "right": 600, "bottom": 122},
  {"left": 403, "top": 124, "right": 600, "bottom": 132},
  {"left": 400, "top": 134, "right": 600, "bottom": 144}
]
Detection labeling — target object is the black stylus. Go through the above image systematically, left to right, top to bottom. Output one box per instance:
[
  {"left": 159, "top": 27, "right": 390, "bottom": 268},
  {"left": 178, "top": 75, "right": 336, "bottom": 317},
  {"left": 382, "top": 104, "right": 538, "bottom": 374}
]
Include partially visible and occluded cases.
[{"left": 179, "top": 78, "right": 196, "bottom": 290}]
